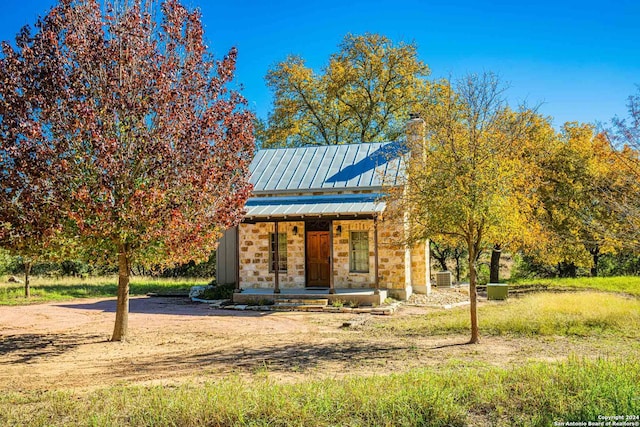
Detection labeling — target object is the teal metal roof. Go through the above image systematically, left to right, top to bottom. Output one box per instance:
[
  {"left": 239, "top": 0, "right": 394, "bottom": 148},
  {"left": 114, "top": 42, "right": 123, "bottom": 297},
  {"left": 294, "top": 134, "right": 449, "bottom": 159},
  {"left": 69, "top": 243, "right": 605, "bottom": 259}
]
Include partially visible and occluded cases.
[
  {"left": 249, "top": 141, "right": 405, "bottom": 194},
  {"left": 245, "top": 194, "right": 385, "bottom": 219}
]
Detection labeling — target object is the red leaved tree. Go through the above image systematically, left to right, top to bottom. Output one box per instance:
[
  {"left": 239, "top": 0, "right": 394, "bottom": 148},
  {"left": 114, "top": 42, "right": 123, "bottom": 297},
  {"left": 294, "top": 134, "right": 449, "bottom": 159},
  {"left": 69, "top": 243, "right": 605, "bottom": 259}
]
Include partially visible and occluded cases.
[
  {"left": 2, "top": 0, "right": 254, "bottom": 341},
  {"left": 0, "top": 23, "right": 71, "bottom": 296}
]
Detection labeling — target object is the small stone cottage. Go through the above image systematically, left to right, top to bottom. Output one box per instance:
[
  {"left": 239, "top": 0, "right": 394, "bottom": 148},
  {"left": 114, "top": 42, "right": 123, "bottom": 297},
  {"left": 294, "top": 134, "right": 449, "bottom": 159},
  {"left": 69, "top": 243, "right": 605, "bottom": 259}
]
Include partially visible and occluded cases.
[{"left": 216, "top": 118, "right": 431, "bottom": 304}]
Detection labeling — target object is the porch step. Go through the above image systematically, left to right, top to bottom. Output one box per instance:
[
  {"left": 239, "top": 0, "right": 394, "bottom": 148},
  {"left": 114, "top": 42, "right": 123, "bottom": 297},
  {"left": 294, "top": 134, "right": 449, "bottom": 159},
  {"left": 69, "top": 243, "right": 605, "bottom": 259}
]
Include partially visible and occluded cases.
[
  {"left": 272, "top": 298, "right": 329, "bottom": 311},
  {"left": 274, "top": 298, "right": 329, "bottom": 306}
]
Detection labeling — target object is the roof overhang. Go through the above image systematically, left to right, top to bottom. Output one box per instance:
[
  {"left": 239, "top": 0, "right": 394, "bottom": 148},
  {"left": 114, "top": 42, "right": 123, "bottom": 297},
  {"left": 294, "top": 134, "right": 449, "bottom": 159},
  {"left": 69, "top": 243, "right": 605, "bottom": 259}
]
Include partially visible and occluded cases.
[{"left": 243, "top": 193, "right": 385, "bottom": 223}]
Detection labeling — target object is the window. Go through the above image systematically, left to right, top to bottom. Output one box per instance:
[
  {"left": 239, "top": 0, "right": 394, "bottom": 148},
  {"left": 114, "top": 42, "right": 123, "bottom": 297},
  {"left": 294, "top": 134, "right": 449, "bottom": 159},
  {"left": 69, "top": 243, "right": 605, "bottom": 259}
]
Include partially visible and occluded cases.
[
  {"left": 349, "top": 231, "right": 369, "bottom": 272},
  {"left": 269, "top": 233, "right": 287, "bottom": 272}
]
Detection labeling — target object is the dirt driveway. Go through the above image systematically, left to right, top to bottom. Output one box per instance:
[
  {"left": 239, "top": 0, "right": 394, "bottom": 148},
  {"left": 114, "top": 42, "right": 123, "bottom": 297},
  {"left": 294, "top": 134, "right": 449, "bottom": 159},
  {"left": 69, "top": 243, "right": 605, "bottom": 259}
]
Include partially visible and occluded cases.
[{"left": 0, "top": 296, "right": 624, "bottom": 393}]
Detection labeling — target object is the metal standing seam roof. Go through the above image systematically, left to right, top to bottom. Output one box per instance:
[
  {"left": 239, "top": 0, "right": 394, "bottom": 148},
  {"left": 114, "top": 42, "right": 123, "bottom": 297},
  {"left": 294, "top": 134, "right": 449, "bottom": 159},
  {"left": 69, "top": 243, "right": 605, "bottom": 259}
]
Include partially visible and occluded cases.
[
  {"left": 244, "top": 141, "right": 405, "bottom": 219},
  {"left": 249, "top": 141, "right": 406, "bottom": 193},
  {"left": 245, "top": 193, "right": 386, "bottom": 218}
]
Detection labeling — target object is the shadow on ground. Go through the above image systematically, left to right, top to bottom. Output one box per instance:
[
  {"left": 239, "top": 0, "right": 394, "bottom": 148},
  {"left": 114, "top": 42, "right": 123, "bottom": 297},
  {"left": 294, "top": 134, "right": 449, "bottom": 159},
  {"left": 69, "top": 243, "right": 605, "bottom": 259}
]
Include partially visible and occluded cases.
[
  {"left": 0, "top": 284, "right": 192, "bottom": 301},
  {"left": 59, "top": 297, "right": 272, "bottom": 318},
  {"left": 0, "top": 333, "right": 103, "bottom": 364},
  {"left": 126, "top": 341, "right": 410, "bottom": 376}
]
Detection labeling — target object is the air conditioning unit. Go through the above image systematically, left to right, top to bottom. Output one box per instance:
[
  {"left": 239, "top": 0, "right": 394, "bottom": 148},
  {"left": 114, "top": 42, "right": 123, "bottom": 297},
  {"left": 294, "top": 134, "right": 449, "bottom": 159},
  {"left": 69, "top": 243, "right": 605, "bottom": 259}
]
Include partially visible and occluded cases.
[{"left": 436, "top": 271, "right": 452, "bottom": 288}]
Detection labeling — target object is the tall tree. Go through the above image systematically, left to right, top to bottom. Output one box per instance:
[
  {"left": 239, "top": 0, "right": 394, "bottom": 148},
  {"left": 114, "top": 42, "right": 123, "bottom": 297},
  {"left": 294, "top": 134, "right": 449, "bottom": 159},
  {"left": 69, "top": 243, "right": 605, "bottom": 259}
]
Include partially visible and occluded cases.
[
  {"left": 1, "top": 0, "right": 254, "bottom": 341},
  {"left": 0, "top": 21, "right": 71, "bottom": 296},
  {"left": 260, "top": 33, "right": 431, "bottom": 147},
  {"left": 391, "top": 73, "right": 544, "bottom": 344},
  {"left": 605, "top": 86, "right": 640, "bottom": 250},
  {"left": 611, "top": 86, "right": 640, "bottom": 158},
  {"left": 536, "top": 123, "right": 623, "bottom": 276}
]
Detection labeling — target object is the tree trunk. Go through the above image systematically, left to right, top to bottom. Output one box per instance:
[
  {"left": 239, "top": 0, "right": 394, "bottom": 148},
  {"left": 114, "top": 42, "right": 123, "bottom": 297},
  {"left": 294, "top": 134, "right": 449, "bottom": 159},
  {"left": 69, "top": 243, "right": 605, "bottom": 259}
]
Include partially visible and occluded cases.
[
  {"left": 430, "top": 242, "right": 449, "bottom": 271},
  {"left": 111, "top": 244, "right": 130, "bottom": 342},
  {"left": 489, "top": 244, "right": 501, "bottom": 283},
  {"left": 468, "top": 246, "right": 479, "bottom": 344},
  {"left": 590, "top": 246, "right": 600, "bottom": 277},
  {"left": 453, "top": 248, "right": 464, "bottom": 282},
  {"left": 435, "top": 256, "right": 448, "bottom": 272},
  {"left": 24, "top": 261, "right": 32, "bottom": 298},
  {"left": 558, "top": 262, "right": 577, "bottom": 278}
]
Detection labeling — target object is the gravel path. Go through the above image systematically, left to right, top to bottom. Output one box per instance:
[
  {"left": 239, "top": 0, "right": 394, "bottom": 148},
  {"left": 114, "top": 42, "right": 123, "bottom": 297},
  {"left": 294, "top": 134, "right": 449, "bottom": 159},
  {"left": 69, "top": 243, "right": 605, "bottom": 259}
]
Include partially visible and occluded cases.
[{"left": 407, "top": 287, "right": 472, "bottom": 306}]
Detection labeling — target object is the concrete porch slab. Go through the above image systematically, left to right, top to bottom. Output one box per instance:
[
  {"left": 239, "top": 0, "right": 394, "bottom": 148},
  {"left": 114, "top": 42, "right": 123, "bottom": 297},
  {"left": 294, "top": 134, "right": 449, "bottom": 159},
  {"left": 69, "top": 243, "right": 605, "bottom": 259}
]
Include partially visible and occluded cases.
[{"left": 232, "top": 288, "right": 388, "bottom": 306}]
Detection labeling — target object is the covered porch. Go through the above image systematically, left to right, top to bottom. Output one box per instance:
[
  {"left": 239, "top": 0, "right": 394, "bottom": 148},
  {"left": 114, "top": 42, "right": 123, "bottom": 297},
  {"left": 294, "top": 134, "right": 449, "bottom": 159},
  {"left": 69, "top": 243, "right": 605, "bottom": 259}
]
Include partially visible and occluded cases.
[{"left": 230, "top": 192, "right": 391, "bottom": 305}]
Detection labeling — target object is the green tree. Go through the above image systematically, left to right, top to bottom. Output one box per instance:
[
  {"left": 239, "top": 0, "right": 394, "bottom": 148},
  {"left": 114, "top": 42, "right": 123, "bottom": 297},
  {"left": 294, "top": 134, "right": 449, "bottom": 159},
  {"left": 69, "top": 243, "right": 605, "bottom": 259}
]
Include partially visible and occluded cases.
[
  {"left": 261, "top": 33, "right": 431, "bottom": 147},
  {"left": 391, "top": 73, "right": 544, "bottom": 343},
  {"left": 430, "top": 240, "right": 467, "bottom": 283}
]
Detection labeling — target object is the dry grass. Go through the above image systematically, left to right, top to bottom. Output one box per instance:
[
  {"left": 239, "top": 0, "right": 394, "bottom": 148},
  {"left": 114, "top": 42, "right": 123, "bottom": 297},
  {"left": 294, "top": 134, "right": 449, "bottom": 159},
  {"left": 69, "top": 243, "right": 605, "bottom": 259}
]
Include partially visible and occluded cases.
[
  {"left": 1, "top": 278, "right": 639, "bottom": 425},
  {"left": 371, "top": 292, "right": 640, "bottom": 338},
  {"left": 1, "top": 357, "right": 637, "bottom": 426}
]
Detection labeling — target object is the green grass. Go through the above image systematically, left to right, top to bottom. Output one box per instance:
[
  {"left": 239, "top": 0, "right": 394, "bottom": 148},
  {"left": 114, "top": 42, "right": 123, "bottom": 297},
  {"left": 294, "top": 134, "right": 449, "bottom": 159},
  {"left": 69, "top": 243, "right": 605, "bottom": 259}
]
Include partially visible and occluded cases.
[
  {"left": 0, "top": 276, "right": 207, "bottom": 305},
  {"left": 510, "top": 276, "right": 640, "bottom": 296},
  {"left": 376, "top": 292, "right": 640, "bottom": 338},
  {"left": 0, "top": 358, "right": 637, "bottom": 426}
]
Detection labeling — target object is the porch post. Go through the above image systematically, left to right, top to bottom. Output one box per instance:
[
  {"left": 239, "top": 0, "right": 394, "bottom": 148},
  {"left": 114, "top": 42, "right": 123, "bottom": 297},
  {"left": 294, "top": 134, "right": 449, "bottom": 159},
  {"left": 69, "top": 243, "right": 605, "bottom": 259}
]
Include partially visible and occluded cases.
[
  {"left": 374, "top": 216, "right": 380, "bottom": 295},
  {"left": 274, "top": 220, "right": 281, "bottom": 294},
  {"left": 329, "top": 220, "right": 335, "bottom": 294},
  {"left": 234, "top": 225, "right": 241, "bottom": 293}
]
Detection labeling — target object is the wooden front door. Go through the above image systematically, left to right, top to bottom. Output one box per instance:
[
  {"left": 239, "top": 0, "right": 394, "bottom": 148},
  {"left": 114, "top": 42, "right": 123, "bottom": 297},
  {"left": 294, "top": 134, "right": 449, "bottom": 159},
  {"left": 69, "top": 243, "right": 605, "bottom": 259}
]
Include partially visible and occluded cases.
[{"left": 306, "top": 231, "right": 330, "bottom": 287}]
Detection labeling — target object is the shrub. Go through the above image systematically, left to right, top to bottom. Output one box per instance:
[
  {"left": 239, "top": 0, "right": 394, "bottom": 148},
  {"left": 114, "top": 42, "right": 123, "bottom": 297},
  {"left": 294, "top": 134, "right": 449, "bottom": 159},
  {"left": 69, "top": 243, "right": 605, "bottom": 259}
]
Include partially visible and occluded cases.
[{"left": 200, "top": 283, "right": 235, "bottom": 300}]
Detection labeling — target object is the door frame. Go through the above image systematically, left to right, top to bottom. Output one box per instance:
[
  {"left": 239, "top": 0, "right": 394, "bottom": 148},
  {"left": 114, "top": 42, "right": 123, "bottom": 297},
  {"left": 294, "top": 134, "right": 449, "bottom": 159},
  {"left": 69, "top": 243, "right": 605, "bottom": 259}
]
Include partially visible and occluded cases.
[
  {"left": 304, "top": 220, "right": 332, "bottom": 288},
  {"left": 305, "top": 230, "right": 331, "bottom": 287}
]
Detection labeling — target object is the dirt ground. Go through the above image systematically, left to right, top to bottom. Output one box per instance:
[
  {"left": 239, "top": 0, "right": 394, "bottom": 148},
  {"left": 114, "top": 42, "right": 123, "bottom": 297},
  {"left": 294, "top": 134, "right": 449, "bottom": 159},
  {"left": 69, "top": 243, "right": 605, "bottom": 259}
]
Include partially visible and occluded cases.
[{"left": 0, "top": 296, "right": 629, "bottom": 393}]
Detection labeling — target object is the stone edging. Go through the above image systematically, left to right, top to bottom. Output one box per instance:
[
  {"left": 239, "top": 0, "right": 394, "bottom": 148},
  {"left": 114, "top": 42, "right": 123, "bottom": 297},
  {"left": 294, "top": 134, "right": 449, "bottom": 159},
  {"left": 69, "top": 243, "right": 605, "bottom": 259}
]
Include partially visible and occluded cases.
[
  {"left": 193, "top": 298, "right": 472, "bottom": 314},
  {"left": 205, "top": 300, "right": 403, "bottom": 315},
  {"left": 406, "top": 300, "right": 471, "bottom": 309}
]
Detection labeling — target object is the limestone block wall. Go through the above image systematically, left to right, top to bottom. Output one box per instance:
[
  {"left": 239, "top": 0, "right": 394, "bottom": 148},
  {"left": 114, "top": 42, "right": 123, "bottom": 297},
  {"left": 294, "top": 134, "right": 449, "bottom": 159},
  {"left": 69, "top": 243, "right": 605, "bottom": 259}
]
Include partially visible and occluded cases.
[
  {"left": 237, "top": 218, "right": 427, "bottom": 297},
  {"left": 377, "top": 218, "right": 406, "bottom": 291},
  {"left": 332, "top": 219, "right": 410, "bottom": 290},
  {"left": 332, "top": 220, "right": 374, "bottom": 288},
  {"left": 238, "top": 221, "right": 305, "bottom": 288},
  {"left": 411, "top": 240, "right": 431, "bottom": 294}
]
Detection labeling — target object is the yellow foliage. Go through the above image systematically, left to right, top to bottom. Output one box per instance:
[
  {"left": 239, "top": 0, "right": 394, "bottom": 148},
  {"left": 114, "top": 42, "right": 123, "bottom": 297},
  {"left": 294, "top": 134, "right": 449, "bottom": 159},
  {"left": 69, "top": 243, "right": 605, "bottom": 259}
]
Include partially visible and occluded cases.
[
  {"left": 260, "top": 33, "right": 431, "bottom": 147},
  {"left": 394, "top": 74, "right": 548, "bottom": 263},
  {"left": 533, "top": 122, "right": 628, "bottom": 268}
]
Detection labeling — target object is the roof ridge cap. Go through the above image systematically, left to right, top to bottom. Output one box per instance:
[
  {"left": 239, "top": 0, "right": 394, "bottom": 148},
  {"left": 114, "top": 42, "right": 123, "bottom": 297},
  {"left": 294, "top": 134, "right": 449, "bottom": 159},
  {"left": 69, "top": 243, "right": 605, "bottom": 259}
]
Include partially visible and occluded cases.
[{"left": 256, "top": 141, "right": 397, "bottom": 151}]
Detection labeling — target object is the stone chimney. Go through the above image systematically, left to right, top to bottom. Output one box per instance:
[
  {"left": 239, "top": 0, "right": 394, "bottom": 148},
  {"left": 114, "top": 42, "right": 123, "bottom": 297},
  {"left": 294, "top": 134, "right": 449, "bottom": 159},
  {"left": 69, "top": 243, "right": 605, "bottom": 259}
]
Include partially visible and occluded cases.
[
  {"left": 403, "top": 113, "right": 431, "bottom": 296},
  {"left": 405, "top": 113, "right": 426, "bottom": 161}
]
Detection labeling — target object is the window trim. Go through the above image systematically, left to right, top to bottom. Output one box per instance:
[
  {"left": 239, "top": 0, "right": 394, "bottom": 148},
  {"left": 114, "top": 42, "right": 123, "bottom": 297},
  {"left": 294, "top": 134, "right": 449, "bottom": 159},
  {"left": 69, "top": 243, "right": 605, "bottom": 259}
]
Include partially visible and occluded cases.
[
  {"left": 349, "top": 230, "right": 369, "bottom": 273},
  {"left": 269, "top": 232, "right": 288, "bottom": 273}
]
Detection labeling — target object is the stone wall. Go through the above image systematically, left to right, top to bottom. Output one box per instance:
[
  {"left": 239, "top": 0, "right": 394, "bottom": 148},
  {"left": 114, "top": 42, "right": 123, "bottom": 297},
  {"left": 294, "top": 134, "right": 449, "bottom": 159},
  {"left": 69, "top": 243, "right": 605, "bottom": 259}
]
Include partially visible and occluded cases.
[
  {"left": 237, "top": 218, "right": 426, "bottom": 297},
  {"left": 376, "top": 218, "right": 406, "bottom": 291},
  {"left": 332, "top": 220, "right": 374, "bottom": 288},
  {"left": 238, "top": 221, "right": 305, "bottom": 288},
  {"left": 411, "top": 240, "right": 431, "bottom": 294}
]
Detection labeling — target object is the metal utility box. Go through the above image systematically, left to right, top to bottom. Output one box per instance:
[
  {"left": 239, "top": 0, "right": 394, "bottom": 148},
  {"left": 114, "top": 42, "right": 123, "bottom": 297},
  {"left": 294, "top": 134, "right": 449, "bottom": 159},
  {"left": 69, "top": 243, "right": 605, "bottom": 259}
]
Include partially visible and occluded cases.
[
  {"left": 436, "top": 271, "right": 452, "bottom": 288},
  {"left": 487, "top": 283, "right": 508, "bottom": 300}
]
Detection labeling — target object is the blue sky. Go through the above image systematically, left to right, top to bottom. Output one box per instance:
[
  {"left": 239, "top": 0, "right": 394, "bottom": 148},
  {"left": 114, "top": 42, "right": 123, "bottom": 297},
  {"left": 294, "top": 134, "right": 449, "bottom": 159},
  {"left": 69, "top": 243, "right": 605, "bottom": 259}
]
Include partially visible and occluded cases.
[{"left": 1, "top": 0, "right": 639, "bottom": 129}]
